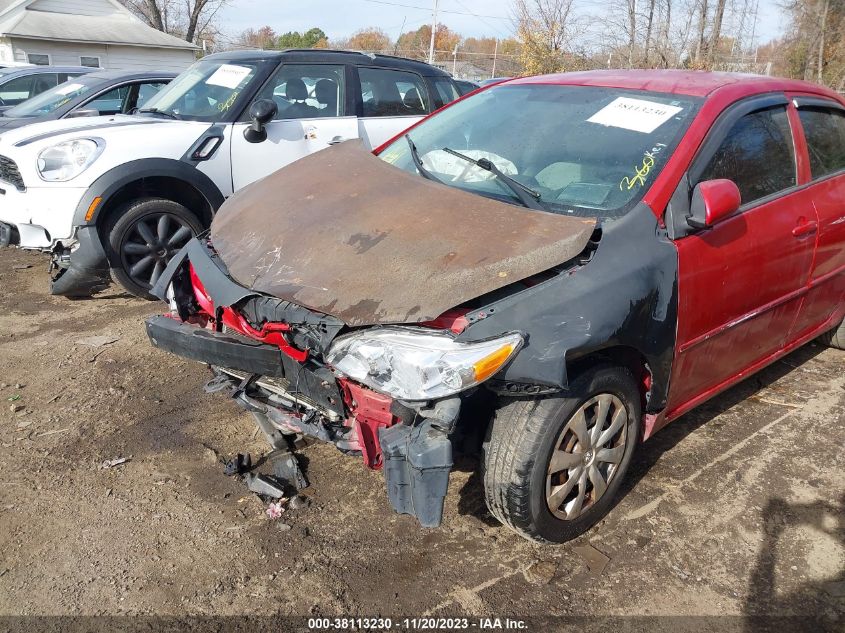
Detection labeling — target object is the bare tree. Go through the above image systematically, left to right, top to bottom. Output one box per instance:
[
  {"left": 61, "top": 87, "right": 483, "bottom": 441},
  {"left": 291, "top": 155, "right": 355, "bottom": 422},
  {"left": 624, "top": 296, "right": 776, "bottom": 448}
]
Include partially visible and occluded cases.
[
  {"left": 119, "top": 0, "right": 228, "bottom": 44},
  {"left": 627, "top": 0, "right": 637, "bottom": 66},
  {"left": 644, "top": 0, "right": 657, "bottom": 64},
  {"left": 694, "top": 0, "right": 709, "bottom": 62},
  {"left": 706, "top": 0, "right": 728, "bottom": 64}
]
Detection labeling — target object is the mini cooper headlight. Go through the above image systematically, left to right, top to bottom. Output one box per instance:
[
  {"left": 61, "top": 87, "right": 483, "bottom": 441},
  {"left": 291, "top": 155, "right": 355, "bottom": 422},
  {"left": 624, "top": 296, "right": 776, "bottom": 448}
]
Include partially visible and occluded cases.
[
  {"left": 37, "top": 138, "right": 104, "bottom": 182},
  {"left": 326, "top": 327, "right": 523, "bottom": 401}
]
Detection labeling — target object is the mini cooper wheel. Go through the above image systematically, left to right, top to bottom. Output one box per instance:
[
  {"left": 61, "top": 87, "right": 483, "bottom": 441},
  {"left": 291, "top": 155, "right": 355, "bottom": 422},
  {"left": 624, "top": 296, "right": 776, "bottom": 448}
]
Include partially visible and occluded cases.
[
  {"left": 105, "top": 197, "right": 203, "bottom": 299},
  {"left": 482, "top": 363, "right": 641, "bottom": 543}
]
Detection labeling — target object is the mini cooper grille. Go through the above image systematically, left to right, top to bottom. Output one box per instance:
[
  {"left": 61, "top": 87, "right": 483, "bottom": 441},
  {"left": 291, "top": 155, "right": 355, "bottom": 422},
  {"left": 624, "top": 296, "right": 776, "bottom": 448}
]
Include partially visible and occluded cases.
[{"left": 0, "top": 155, "right": 24, "bottom": 191}]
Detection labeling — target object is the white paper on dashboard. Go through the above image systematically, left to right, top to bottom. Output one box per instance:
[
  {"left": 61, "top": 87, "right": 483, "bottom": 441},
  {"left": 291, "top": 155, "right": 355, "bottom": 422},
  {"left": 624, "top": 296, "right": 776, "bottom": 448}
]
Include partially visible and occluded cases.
[
  {"left": 205, "top": 64, "right": 252, "bottom": 89},
  {"left": 56, "top": 83, "right": 84, "bottom": 95},
  {"left": 587, "top": 97, "right": 683, "bottom": 134}
]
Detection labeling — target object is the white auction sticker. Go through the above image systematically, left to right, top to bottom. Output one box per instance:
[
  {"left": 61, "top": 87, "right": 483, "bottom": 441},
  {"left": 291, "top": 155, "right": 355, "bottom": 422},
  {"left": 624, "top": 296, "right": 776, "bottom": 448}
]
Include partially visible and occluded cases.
[
  {"left": 205, "top": 64, "right": 252, "bottom": 89},
  {"left": 587, "top": 97, "right": 683, "bottom": 134}
]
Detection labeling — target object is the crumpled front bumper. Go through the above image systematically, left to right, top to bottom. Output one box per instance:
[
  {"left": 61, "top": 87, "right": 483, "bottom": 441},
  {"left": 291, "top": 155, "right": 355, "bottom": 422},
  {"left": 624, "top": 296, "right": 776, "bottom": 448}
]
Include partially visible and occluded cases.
[
  {"left": 48, "top": 226, "right": 111, "bottom": 297},
  {"left": 145, "top": 238, "right": 460, "bottom": 528}
]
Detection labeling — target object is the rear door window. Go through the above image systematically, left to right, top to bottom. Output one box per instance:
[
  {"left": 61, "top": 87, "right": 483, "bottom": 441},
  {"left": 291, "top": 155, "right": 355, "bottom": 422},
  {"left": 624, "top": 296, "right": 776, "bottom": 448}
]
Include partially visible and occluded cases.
[
  {"left": 358, "top": 67, "right": 429, "bottom": 117},
  {"left": 698, "top": 106, "right": 796, "bottom": 205},
  {"left": 798, "top": 106, "right": 845, "bottom": 179}
]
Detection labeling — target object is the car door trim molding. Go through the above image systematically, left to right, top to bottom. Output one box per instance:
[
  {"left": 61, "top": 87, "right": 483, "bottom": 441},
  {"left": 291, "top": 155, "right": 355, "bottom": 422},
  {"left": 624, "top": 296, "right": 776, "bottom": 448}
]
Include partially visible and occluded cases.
[
  {"left": 792, "top": 96, "right": 845, "bottom": 112},
  {"left": 677, "top": 283, "right": 810, "bottom": 353}
]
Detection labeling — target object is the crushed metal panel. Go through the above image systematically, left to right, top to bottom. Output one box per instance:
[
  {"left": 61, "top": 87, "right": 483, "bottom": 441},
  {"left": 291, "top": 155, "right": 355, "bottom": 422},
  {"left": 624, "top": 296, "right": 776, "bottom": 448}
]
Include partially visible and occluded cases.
[{"left": 210, "top": 140, "right": 597, "bottom": 326}]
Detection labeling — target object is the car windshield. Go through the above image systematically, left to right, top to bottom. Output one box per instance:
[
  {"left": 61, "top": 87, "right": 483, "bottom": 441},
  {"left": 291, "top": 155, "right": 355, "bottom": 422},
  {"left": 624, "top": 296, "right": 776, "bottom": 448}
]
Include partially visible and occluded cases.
[
  {"left": 139, "top": 59, "right": 260, "bottom": 122},
  {"left": 4, "top": 77, "right": 97, "bottom": 117},
  {"left": 378, "top": 84, "right": 701, "bottom": 218}
]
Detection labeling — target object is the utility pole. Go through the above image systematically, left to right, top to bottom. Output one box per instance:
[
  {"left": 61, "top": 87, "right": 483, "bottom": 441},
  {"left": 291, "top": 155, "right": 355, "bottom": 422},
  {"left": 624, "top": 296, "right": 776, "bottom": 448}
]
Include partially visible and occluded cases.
[
  {"left": 428, "top": 0, "right": 439, "bottom": 65},
  {"left": 491, "top": 38, "right": 498, "bottom": 78},
  {"left": 452, "top": 43, "right": 458, "bottom": 75}
]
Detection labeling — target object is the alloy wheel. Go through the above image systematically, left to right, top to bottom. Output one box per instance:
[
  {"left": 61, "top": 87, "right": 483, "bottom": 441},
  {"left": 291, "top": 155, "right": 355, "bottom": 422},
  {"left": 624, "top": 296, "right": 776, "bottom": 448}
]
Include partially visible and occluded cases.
[
  {"left": 119, "top": 213, "right": 194, "bottom": 290},
  {"left": 545, "top": 394, "right": 628, "bottom": 520}
]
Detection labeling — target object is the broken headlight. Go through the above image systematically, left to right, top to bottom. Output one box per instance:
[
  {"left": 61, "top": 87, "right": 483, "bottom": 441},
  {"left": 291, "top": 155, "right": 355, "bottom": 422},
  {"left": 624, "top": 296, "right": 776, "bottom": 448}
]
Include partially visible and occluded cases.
[{"left": 326, "top": 327, "right": 523, "bottom": 401}]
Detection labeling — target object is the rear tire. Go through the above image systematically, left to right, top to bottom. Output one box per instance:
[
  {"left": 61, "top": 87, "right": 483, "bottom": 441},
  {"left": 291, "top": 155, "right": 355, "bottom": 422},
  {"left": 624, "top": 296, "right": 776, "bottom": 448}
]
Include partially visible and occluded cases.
[
  {"left": 104, "top": 197, "right": 203, "bottom": 300},
  {"left": 819, "top": 317, "right": 844, "bottom": 350},
  {"left": 482, "top": 363, "right": 641, "bottom": 543}
]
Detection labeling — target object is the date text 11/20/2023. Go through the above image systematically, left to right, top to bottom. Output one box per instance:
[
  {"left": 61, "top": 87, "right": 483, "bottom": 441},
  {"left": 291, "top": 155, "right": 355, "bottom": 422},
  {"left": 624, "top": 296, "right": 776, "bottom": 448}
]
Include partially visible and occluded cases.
[{"left": 306, "top": 617, "right": 529, "bottom": 630}]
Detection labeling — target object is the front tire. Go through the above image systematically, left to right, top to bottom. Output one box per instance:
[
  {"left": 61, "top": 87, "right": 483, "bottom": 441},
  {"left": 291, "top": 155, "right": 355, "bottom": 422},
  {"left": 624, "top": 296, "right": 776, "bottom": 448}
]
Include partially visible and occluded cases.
[
  {"left": 104, "top": 197, "right": 203, "bottom": 299},
  {"left": 482, "top": 363, "right": 641, "bottom": 543}
]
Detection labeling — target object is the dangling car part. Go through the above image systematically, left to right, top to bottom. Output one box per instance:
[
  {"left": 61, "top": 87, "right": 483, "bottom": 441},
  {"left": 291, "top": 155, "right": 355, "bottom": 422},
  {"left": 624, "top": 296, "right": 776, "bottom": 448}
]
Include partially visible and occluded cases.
[{"left": 146, "top": 73, "right": 845, "bottom": 542}]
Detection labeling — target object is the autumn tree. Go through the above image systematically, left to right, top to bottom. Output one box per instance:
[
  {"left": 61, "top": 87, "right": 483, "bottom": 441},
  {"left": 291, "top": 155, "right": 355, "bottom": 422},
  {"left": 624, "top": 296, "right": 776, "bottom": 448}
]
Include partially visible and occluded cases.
[
  {"left": 513, "top": 0, "right": 580, "bottom": 75},
  {"left": 780, "top": 0, "right": 845, "bottom": 87},
  {"left": 396, "top": 24, "right": 461, "bottom": 60},
  {"left": 238, "top": 25, "right": 277, "bottom": 50},
  {"left": 347, "top": 27, "right": 392, "bottom": 52}
]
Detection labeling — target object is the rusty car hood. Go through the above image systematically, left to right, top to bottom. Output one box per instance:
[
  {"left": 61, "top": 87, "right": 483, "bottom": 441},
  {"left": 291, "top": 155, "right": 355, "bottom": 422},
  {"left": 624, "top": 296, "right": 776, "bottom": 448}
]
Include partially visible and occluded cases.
[{"left": 210, "top": 140, "right": 597, "bottom": 326}]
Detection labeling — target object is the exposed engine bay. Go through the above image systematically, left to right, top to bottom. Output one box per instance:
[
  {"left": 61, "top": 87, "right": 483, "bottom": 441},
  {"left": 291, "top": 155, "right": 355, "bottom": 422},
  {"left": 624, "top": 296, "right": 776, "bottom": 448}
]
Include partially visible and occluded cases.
[{"left": 147, "top": 239, "right": 502, "bottom": 527}]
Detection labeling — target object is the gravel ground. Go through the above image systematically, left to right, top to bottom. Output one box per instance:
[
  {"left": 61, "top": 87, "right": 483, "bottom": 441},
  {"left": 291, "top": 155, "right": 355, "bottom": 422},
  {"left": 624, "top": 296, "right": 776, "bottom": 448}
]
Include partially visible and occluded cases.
[{"left": 0, "top": 247, "right": 842, "bottom": 631}]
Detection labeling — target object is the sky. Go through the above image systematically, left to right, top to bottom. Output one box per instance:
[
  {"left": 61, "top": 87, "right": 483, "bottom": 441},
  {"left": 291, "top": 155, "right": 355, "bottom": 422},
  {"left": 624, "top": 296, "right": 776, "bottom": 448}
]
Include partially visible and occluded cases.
[{"left": 217, "top": 0, "right": 787, "bottom": 50}]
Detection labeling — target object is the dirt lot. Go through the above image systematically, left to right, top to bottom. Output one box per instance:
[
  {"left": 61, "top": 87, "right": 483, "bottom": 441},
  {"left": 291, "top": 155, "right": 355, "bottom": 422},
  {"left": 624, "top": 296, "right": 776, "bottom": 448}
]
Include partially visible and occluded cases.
[{"left": 0, "top": 246, "right": 843, "bottom": 630}]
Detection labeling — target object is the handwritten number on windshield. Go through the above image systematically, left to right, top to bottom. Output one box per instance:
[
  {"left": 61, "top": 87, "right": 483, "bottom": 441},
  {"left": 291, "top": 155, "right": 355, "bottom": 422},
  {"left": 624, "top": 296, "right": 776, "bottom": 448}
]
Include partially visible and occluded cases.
[{"left": 620, "top": 143, "right": 667, "bottom": 191}]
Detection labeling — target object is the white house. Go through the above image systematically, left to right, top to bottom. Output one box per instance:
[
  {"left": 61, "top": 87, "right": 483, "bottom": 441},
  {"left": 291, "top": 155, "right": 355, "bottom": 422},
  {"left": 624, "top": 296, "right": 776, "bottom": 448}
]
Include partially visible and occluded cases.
[{"left": 0, "top": 0, "right": 198, "bottom": 71}]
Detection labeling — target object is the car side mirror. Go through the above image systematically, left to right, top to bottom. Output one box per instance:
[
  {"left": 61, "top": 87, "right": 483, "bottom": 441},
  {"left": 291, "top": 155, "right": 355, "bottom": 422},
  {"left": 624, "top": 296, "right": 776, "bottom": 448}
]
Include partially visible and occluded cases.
[
  {"left": 243, "top": 99, "right": 277, "bottom": 143},
  {"left": 66, "top": 108, "right": 100, "bottom": 119},
  {"left": 687, "top": 179, "right": 741, "bottom": 229}
]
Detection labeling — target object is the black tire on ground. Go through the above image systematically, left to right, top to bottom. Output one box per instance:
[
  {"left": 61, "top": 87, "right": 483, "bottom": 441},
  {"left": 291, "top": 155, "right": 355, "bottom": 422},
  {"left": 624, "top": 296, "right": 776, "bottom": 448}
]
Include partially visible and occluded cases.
[
  {"left": 103, "top": 197, "right": 203, "bottom": 300},
  {"left": 819, "top": 317, "right": 844, "bottom": 350},
  {"left": 482, "top": 363, "right": 641, "bottom": 543}
]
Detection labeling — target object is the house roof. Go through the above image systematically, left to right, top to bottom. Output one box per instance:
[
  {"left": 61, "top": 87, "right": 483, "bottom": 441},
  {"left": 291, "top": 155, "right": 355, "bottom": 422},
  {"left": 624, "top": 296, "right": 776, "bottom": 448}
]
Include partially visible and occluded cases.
[{"left": 0, "top": 1, "right": 199, "bottom": 50}]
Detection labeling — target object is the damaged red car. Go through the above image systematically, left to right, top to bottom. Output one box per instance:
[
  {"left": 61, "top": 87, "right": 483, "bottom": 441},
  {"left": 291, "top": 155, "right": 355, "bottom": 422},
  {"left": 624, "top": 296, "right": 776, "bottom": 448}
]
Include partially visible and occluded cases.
[{"left": 145, "top": 70, "right": 845, "bottom": 543}]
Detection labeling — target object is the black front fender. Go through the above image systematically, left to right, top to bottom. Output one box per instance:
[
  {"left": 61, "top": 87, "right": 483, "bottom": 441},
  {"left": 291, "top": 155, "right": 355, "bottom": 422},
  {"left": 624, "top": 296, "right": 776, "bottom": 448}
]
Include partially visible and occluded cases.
[
  {"left": 72, "top": 158, "right": 226, "bottom": 228},
  {"left": 457, "top": 203, "right": 678, "bottom": 412}
]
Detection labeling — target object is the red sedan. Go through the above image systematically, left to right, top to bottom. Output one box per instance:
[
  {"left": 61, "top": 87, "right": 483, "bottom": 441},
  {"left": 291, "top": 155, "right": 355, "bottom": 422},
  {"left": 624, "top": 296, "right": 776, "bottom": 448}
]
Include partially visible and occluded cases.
[{"left": 146, "top": 70, "right": 845, "bottom": 543}]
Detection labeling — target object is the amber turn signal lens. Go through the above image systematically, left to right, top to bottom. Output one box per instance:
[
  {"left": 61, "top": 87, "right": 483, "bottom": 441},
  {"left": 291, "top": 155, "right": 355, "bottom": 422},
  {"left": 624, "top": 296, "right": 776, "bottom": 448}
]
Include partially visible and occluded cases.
[
  {"left": 84, "top": 196, "right": 102, "bottom": 222},
  {"left": 472, "top": 343, "right": 516, "bottom": 382}
]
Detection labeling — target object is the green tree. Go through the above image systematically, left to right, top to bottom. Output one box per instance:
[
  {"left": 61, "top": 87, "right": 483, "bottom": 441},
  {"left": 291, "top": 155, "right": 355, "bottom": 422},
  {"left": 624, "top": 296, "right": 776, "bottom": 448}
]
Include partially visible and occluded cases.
[{"left": 278, "top": 27, "right": 328, "bottom": 49}]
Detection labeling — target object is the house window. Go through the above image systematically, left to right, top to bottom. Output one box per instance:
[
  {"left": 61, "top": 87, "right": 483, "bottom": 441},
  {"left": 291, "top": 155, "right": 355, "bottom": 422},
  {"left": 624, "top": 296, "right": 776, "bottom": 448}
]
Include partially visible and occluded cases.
[
  {"left": 26, "top": 53, "right": 50, "bottom": 65},
  {"left": 80, "top": 56, "right": 100, "bottom": 68}
]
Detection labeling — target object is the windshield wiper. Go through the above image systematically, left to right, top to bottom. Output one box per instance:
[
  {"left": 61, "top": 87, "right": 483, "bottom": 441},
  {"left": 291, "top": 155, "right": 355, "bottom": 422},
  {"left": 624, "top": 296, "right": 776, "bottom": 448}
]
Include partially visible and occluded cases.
[
  {"left": 138, "top": 107, "right": 180, "bottom": 120},
  {"left": 405, "top": 134, "right": 442, "bottom": 183},
  {"left": 442, "top": 147, "right": 547, "bottom": 210}
]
